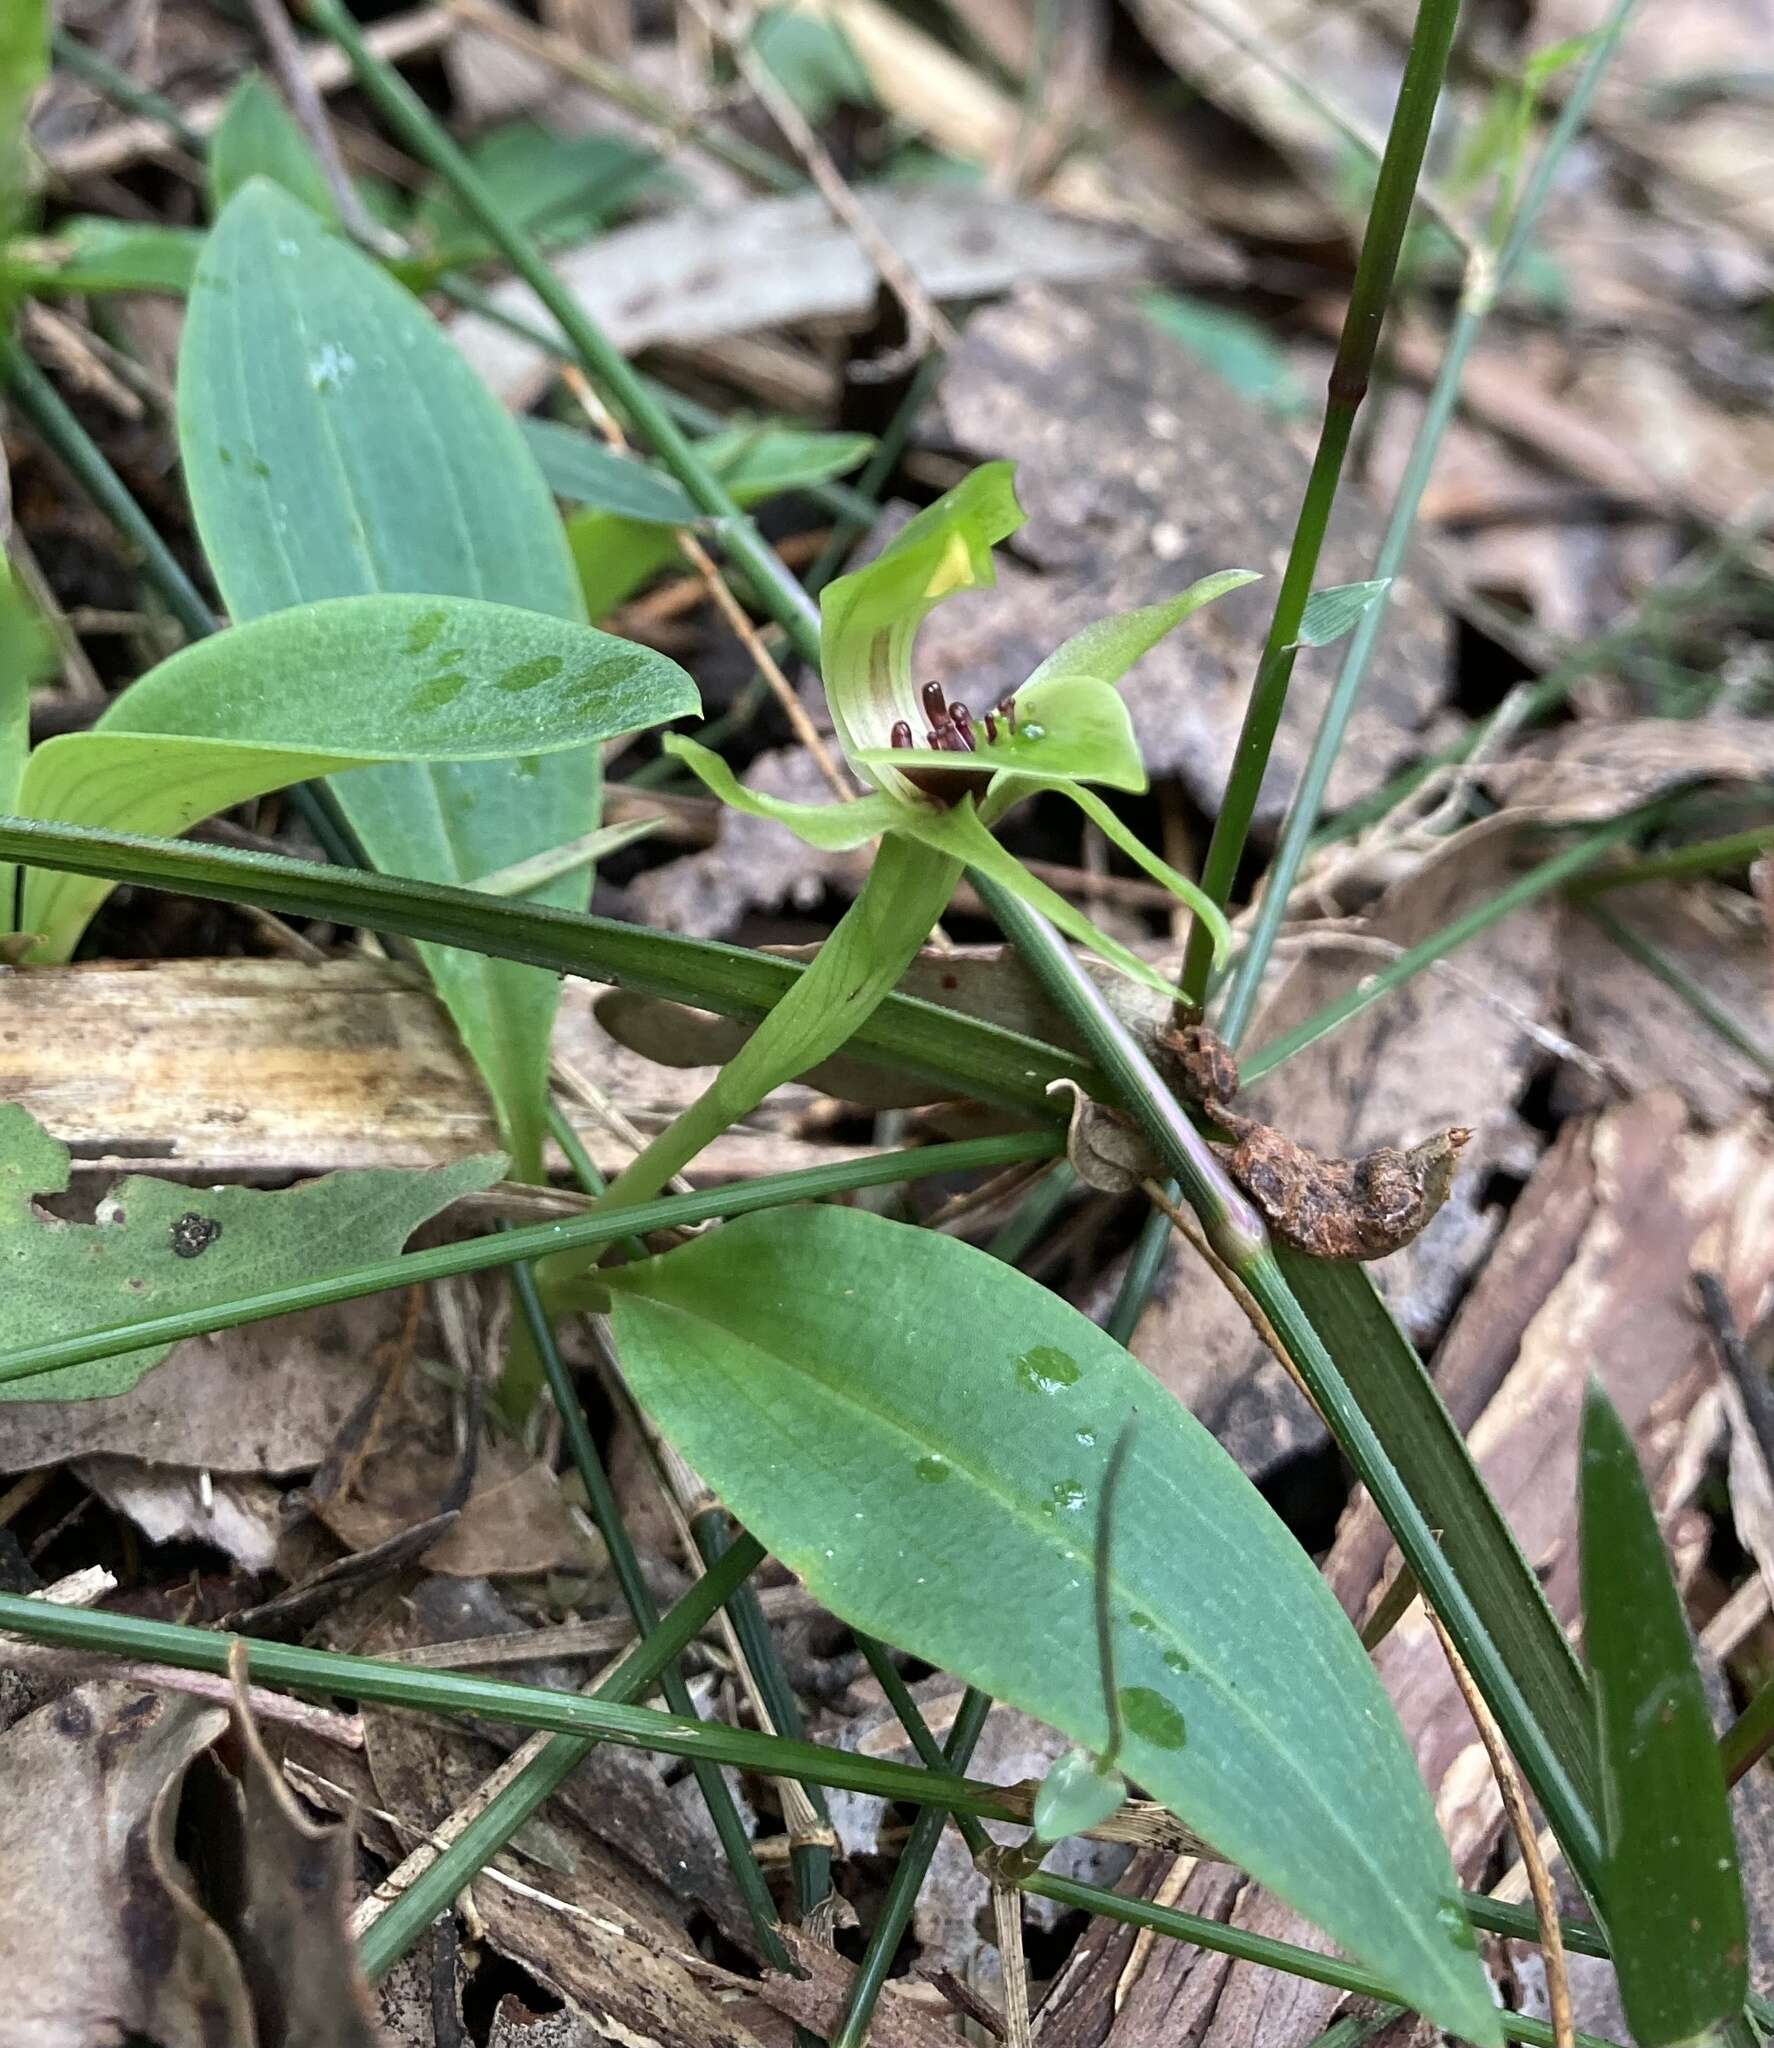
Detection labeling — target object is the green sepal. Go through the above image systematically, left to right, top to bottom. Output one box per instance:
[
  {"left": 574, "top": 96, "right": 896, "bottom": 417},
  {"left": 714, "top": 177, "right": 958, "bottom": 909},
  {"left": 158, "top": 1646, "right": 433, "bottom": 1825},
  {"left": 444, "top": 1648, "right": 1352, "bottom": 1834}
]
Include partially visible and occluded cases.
[
  {"left": 1019, "top": 573, "right": 1261, "bottom": 695},
  {"left": 664, "top": 736, "right": 899, "bottom": 849}
]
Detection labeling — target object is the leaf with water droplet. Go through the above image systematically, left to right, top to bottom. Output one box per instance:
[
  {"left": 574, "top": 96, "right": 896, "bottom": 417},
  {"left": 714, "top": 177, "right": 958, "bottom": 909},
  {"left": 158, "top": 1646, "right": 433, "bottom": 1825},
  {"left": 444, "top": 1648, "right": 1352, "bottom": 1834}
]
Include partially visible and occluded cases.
[{"left": 603, "top": 1204, "right": 1502, "bottom": 2043}]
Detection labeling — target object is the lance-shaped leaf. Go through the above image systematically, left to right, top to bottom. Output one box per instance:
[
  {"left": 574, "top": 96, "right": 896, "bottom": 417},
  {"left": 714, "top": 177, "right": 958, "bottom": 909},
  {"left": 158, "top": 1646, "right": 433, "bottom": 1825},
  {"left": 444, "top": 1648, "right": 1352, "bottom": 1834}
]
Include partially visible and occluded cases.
[
  {"left": 178, "top": 178, "right": 605, "bottom": 1173},
  {"left": 819, "top": 460, "right": 1024, "bottom": 799},
  {"left": 17, "top": 594, "right": 698, "bottom": 959},
  {"left": 605, "top": 1203, "right": 1501, "bottom": 2045},
  {"left": 1580, "top": 1380, "right": 1748, "bottom": 2046}
]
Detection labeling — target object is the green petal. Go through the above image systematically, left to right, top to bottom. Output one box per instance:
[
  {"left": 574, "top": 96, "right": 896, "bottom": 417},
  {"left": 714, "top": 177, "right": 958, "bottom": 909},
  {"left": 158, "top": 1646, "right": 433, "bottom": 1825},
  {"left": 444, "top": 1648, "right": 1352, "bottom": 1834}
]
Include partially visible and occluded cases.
[
  {"left": 818, "top": 461, "right": 1024, "bottom": 798},
  {"left": 1016, "top": 572, "right": 1260, "bottom": 696},
  {"left": 853, "top": 675, "right": 1146, "bottom": 797},
  {"left": 665, "top": 736, "right": 899, "bottom": 850},
  {"left": 1062, "top": 784, "right": 1232, "bottom": 965},
  {"left": 898, "top": 798, "right": 1180, "bottom": 999}
]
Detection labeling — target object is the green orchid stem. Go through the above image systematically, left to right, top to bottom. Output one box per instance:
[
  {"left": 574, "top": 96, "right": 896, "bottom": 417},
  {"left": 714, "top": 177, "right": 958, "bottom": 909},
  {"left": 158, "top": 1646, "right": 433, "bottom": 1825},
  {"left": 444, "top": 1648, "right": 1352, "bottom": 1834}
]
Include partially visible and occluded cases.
[
  {"left": 303, "top": 0, "right": 823, "bottom": 671},
  {"left": 1178, "top": 0, "right": 1463, "bottom": 1007},
  {"left": 1216, "top": 0, "right": 1642, "bottom": 1047},
  {"left": 600, "top": 835, "right": 960, "bottom": 1207},
  {"left": 975, "top": 874, "right": 1606, "bottom": 1903},
  {"left": 1583, "top": 901, "right": 1774, "bottom": 1081},
  {"left": 0, "top": 1129, "right": 1058, "bottom": 1391},
  {"left": 507, "top": 1249, "right": 791, "bottom": 1972},
  {"left": 358, "top": 1529, "right": 766, "bottom": 1978}
]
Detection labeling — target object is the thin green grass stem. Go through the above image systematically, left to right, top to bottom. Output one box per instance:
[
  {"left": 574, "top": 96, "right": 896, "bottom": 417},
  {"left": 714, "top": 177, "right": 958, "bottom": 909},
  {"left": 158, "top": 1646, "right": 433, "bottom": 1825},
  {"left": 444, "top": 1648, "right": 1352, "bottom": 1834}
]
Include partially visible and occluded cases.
[
  {"left": 304, "top": 0, "right": 823, "bottom": 669},
  {"left": 1178, "top": 0, "right": 1464, "bottom": 1004},
  {"left": 1216, "top": 0, "right": 1643, "bottom": 1046},
  {"left": 49, "top": 29, "right": 206, "bottom": 152},
  {"left": 1240, "top": 806, "right": 1665, "bottom": 1085},
  {"left": 1572, "top": 824, "right": 1774, "bottom": 895},
  {"left": 1581, "top": 903, "right": 1774, "bottom": 1081},
  {"left": 0, "top": 1130, "right": 1058, "bottom": 1391},
  {"left": 1105, "top": 1195, "right": 1176, "bottom": 1347},
  {"left": 507, "top": 1250, "right": 790, "bottom": 1969},
  {"left": 357, "top": 1529, "right": 764, "bottom": 1977},
  {"left": 1721, "top": 1676, "right": 1774, "bottom": 1787},
  {"left": 831, "top": 1681, "right": 993, "bottom": 2048}
]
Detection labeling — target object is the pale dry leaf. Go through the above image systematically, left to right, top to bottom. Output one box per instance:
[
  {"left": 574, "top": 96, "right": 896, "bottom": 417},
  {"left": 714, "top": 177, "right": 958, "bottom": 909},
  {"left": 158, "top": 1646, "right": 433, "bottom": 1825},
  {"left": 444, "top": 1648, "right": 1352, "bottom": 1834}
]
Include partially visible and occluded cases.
[
  {"left": 450, "top": 188, "right": 1154, "bottom": 406},
  {"left": 1484, "top": 715, "right": 1774, "bottom": 822},
  {"left": 1555, "top": 883, "right": 1773, "bottom": 1127},
  {"left": 310, "top": 1369, "right": 600, "bottom": 1579},
  {"left": 75, "top": 1455, "right": 285, "bottom": 1571},
  {"left": 0, "top": 1682, "right": 252, "bottom": 2048}
]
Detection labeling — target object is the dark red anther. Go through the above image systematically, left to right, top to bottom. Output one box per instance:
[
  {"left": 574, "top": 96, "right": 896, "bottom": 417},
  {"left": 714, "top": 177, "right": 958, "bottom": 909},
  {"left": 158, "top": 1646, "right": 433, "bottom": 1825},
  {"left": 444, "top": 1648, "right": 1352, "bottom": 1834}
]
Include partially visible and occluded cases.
[
  {"left": 920, "top": 680, "right": 949, "bottom": 725},
  {"left": 998, "top": 694, "right": 1018, "bottom": 734},
  {"left": 949, "top": 702, "right": 977, "bottom": 751},
  {"left": 982, "top": 709, "right": 999, "bottom": 744},
  {"left": 890, "top": 720, "right": 914, "bottom": 749}
]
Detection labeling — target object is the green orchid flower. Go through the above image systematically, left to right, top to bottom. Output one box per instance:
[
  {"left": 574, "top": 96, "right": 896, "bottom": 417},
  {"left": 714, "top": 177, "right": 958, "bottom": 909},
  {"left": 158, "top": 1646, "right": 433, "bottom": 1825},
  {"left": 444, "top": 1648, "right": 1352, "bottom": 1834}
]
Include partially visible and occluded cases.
[{"left": 667, "top": 461, "right": 1254, "bottom": 995}]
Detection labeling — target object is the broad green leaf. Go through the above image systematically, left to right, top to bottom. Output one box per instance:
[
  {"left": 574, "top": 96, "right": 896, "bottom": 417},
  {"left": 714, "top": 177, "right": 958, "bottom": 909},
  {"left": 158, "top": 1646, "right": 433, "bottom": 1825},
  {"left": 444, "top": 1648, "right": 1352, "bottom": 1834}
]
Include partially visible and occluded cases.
[
  {"left": 209, "top": 73, "right": 340, "bottom": 223},
  {"left": 412, "top": 120, "right": 664, "bottom": 253},
  {"left": 178, "top": 178, "right": 595, "bottom": 1175},
  {"left": 1, "top": 218, "right": 201, "bottom": 295},
  {"left": 522, "top": 419, "right": 700, "bottom": 525},
  {"left": 563, "top": 424, "right": 873, "bottom": 620},
  {"left": 1293, "top": 580, "right": 1391, "bottom": 650},
  {"left": 17, "top": 594, "right": 697, "bottom": 958},
  {"left": 0, "top": 1102, "right": 501, "bottom": 1403},
  {"left": 605, "top": 1204, "right": 1500, "bottom": 2044},
  {"left": 1580, "top": 1381, "right": 1747, "bottom": 2045}
]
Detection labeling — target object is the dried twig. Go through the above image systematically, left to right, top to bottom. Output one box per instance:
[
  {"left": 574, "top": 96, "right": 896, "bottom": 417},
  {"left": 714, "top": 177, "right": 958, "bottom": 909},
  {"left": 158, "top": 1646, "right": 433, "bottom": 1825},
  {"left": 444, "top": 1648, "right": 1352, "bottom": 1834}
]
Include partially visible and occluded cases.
[
  {"left": 246, "top": 0, "right": 393, "bottom": 247},
  {"left": 681, "top": 0, "right": 959, "bottom": 359},
  {"left": 43, "top": 7, "right": 453, "bottom": 180},
  {"left": 558, "top": 360, "right": 854, "bottom": 801},
  {"left": 1428, "top": 1607, "right": 1573, "bottom": 2048}
]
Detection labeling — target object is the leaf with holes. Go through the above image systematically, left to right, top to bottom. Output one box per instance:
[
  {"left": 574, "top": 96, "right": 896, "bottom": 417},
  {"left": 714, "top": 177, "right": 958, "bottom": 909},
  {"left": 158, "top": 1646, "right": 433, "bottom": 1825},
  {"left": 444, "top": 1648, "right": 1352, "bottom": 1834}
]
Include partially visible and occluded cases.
[{"left": 0, "top": 1103, "right": 501, "bottom": 1403}]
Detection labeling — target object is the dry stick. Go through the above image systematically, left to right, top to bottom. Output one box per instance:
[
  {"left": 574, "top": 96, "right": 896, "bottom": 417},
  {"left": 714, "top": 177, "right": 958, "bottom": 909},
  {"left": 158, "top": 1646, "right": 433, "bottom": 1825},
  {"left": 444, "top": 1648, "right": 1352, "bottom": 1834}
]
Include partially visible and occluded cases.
[
  {"left": 246, "top": 0, "right": 391, "bottom": 247},
  {"left": 444, "top": 0, "right": 800, "bottom": 193},
  {"left": 682, "top": 0, "right": 960, "bottom": 358},
  {"left": 44, "top": 6, "right": 454, "bottom": 181},
  {"left": 557, "top": 361, "right": 853, "bottom": 801},
  {"left": 1429, "top": 1608, "right": 1574, "bottom": 2048},
  {"left": 0, "top": 1643, "right": 368, "bottom": 1746},
  {"left": 991, "top": 1881, "right": 1034, "bottom": 2048}
]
